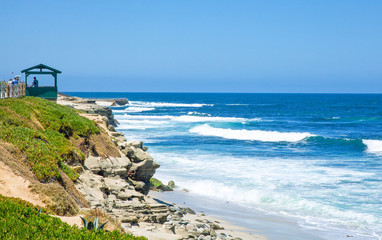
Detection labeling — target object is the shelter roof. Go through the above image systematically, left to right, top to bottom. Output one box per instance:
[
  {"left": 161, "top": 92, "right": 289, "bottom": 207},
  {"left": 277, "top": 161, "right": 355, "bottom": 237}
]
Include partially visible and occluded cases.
[{"left": 21, "top": 64, "right": 62, "bottom": 74}]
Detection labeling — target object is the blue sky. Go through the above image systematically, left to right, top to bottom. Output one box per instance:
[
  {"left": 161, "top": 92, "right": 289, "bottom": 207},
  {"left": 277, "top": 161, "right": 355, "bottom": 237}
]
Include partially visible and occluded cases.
[{"left": 0, "top": 1, "right": 381, "bottom": 93}]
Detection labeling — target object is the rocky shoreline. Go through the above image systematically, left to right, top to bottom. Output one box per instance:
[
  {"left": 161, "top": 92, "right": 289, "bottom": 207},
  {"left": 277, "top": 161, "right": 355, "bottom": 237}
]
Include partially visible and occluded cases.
[{"left": 58, "top": 94, "right": 265, "bottom": 240}]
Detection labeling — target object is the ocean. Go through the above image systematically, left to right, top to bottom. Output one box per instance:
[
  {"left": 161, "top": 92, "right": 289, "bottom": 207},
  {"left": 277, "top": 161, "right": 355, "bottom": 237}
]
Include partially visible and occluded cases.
[{"left": 68, "top": 92, "right": 382, "bottom": 240}]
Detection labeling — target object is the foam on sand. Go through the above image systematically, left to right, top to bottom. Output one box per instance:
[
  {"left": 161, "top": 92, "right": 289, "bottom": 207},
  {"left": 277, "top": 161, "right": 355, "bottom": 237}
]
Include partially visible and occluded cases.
[{"left": 189, "top": 124, "right": 313, "bottom": 142}]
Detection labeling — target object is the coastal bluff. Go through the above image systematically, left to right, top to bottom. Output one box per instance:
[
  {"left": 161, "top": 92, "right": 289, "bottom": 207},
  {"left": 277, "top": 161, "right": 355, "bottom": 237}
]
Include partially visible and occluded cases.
[
  {"left": 57, "top": 94, "right": 255, "bottom": 240},
  {"left": 0, "top": 95, "right": 260, "bottom": 240}
]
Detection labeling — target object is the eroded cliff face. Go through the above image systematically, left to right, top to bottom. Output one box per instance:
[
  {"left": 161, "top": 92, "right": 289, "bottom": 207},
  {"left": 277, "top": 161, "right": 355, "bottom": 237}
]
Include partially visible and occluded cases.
[
  {"left": 58, "top": 94, "right": 160, "bottom": 196},
  {"left": 57, "top": 95, "right": 235, "bottom": 240},
  {"left": 72, "top": 108, "right": 167, "bottom": 226},
  {"left": 82, "top": 140, "right": 160, "bottom": 196}
]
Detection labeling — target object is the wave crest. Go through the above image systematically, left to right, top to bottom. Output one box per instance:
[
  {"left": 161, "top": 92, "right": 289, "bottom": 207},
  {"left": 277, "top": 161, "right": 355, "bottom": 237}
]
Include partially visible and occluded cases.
[
  {"left": 129, "top": 101, "right": 213, "bottom": 108},
  {"left": 114, "top": 107, "right": 155, "bottom": 113},
  {"left": 189, "top": 124, "right": 313, "bottom": 142},
  {"left": 362, "top": 139, "right": 382, "bottom": 155}
]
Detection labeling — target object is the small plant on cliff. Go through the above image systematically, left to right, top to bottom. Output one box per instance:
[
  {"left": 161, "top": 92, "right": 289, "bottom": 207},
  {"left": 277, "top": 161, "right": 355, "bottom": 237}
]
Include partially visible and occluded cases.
[
  {"left": 150, "top": 178, "right": 174, "bottom": 191},
  {"left": 81, "top": 216, "right": 108, "bottom": 230}
]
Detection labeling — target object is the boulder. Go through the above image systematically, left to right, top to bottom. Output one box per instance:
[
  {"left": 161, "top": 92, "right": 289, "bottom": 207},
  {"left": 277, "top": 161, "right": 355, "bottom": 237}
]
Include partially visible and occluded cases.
[
  {"left": 115, "top": 98, "right": 129, "bottom": 106},
  {"left": 126, "top": 141, "right": 143, "bottom": 149},
  {"left": 126, "top": 147, "right": 153, "bottom": 163},
  {"left": 84, "top": 156, "right": 131, "bottom": 177},
  {"left": 130, "top": 158, "right": 160, "bottom": 182},
  {"left": 75, "top": 170, "right": 107, "bottom": 207},
  {"left": 103, "top": 177, "right": 128, "bottom": 194},
  {"left": 150, "top": 178, "right": 174, "bottom": 192},
  {"left": 168, "top": 180, "right": 175, "bottom": 189}
]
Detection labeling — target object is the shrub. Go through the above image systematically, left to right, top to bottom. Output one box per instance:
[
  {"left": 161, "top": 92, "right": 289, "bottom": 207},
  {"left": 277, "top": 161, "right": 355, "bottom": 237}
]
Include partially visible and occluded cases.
[
  {"left": 0, "top": 97, "right": 99, "bottom": 182},
  {"left": 0, "top": 195, "right": 147, "bottom": 240}
]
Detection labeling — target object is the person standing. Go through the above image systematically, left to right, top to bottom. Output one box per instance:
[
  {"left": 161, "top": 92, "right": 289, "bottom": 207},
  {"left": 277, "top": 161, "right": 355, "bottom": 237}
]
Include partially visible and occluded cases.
[{"left": 32, "top": 77, "right": 38, "bottom": 87}]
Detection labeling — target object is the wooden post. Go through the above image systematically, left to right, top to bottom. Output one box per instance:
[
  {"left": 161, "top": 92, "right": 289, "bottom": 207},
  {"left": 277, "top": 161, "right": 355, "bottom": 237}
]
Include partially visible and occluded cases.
[
  {"left": 0, "top": 82, "right": 4, "bottom": 99},
  {"left": 22, "top": 82, "right": 26, "bottom": 96}
]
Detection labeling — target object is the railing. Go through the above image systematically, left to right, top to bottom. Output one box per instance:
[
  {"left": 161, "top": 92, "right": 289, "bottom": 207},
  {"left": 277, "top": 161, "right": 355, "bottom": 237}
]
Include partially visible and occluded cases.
[{"left": 0, "top": 82, "right": 26, "bottom": 99}]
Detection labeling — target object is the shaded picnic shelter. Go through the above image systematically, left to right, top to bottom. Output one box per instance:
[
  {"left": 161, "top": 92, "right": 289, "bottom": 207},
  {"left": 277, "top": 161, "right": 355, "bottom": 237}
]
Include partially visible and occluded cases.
[{"left": 21, "top": 64, "right": 62, "bottom": 101}]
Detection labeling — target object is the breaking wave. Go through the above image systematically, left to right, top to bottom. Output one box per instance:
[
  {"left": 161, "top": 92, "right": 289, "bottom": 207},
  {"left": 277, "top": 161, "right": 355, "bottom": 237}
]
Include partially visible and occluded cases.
[
  {"left": 129, "top": 101, "right": 213, "bottom": 108},
  {"left": 114, "top": 107, "right": 156, "bottom": 113},
  {"left": 116, "top": 114, "right": 258, "bottom": 123},
  {"left": 189, "top": 124, "right": 313, "bottom": 142},
  {"left": 363, "top": 140, "right": 382, "bottom": 155}
]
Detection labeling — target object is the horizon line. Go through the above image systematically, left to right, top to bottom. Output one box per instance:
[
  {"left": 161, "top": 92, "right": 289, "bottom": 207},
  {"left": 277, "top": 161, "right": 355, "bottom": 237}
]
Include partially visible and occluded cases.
[{"left": 62, "top": 91, "right": 382, "bottom": 94}]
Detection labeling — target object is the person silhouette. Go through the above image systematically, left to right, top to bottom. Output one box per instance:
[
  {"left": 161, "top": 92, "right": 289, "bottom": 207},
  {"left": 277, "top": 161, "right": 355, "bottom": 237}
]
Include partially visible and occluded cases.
[{"left": 32, "top": 77, "right": 39, "bottom": 87}]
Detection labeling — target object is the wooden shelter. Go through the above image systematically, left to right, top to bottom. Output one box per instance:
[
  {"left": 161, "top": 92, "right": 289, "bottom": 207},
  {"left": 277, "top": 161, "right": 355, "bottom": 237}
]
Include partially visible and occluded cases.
[{"left": 21, "top": 64, "right": 62, "bottom": 101}]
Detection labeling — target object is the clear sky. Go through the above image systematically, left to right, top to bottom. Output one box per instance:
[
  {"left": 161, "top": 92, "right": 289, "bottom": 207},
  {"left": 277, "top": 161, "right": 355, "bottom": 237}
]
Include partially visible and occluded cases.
[{"left": 0, "top": 0, "right": 381, "bottom": 93}]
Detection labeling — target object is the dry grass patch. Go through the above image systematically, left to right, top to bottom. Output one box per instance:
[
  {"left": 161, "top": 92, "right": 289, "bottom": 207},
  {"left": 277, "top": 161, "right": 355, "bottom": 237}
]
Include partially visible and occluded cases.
[
  {"left": 89, "top": 128, "right": 121, "bottom": 158},
  {"left": 31, "top": 182, "right": 79, "bottom": 216}
]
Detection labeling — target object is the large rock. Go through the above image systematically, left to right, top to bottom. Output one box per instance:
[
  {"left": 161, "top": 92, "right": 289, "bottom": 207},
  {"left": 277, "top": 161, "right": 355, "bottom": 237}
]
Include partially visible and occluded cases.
[
  {"left": 115, "top": 98, "right": 129, "bottom": 106},
  {"left": 118, "top": 143, "right": 160, "bottom": 195},
  {"left": 126, "top": 147, "right": 153, "bottom": 163},
  {"left": 84, "top": 156, "right": 131, "bottom": 177},
  {"left": 75, "top": 171, "right": 107, "bottom": 207}
]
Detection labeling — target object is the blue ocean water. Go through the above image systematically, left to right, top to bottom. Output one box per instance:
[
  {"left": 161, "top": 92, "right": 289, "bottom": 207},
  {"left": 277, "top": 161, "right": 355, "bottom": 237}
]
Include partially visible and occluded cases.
[{"left": 68, "top": 93, "right": 382, "bottom": 239}]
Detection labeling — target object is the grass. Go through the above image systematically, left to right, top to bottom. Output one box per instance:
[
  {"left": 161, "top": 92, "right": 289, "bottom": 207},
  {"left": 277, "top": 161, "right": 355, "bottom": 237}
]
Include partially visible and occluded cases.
[
  {"left": 0, "top": 97, "right": 101, "bottom": 182},
  {"left": 0, "top": 97, "right": 120, "bottom": 215},
  {"left": 0, "top": 195, "right": 147, "bottom": 240}
]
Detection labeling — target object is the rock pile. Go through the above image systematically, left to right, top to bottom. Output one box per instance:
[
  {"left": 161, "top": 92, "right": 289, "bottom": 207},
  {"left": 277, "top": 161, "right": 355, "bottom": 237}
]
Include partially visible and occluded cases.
[
  {"left": 75, "top": 123, "right": 242, "bottom": 239},
  {"left": 75, "top": 125, "right": 165, "bottom": 225}
]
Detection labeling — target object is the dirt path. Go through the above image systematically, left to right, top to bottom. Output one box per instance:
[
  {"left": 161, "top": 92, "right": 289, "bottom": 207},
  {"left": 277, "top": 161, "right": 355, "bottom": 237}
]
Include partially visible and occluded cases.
[{"left": 0, "top": 161, "right": 45, "bottom": 207}]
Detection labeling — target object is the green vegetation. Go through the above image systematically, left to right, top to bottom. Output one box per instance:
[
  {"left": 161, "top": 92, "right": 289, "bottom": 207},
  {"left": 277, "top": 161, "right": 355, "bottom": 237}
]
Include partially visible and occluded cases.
[
  {"left": 0, "top": 97, "right": 99, "bottom": 182},
  {"left": 0, "top": 97, "right": 121, "bottom": 215},
  {"left": 150, "top": 178, "right": 174, "bottom": 191},
  {"left": 150, "top": 178, "right": 164, "bottom": 189},
  {"left": 0, "top": 195, "right": 146, "bottom": 240},
  {"left": 81, "top": 208, "right": 123, "bottom": 232},
  {"left": 81, "top": 216, "right": 108, "bottom": 230}
]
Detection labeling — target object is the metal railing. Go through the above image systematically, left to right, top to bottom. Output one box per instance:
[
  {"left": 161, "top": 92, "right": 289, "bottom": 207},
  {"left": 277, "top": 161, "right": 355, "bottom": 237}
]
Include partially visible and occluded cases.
[{"left": 0, "top": 81, "right": 26, "bottom": 99}]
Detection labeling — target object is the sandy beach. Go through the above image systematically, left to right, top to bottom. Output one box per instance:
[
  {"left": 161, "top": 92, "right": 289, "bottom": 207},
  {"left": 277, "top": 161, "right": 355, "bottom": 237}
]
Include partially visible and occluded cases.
[{"left": 150, "top": 190, "right": 325, "bottom": 240}]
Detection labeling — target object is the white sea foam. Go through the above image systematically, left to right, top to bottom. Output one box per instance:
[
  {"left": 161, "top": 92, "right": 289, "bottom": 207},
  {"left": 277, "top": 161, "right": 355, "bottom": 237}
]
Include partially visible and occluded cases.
[
  {"left": 95, "top": 101, "right": 114, "bottom": 107},
  {"left": 129, "top": 101, "right": 213, "bottom": 108},
  {"left": 226, "top": 103, "right": 249, "bottom": 106},
  {"left": 114, "top": 107, "right": 156, "bottom": 113},
  {"left": 187, "top": 111, "right": 211, "bottom": 116},
  {"left": 115, "top": 113, "right": 255, "bottom": 123},
  {"left": 117, "top": 114, "right": 174, "bottom": 120},
  {"left": 173, "top": 115, "right": 248, "bottom": 122},
  {"left": 116, "top": 118, "right": 171, "bottom": 130},
  {"left": 118, "top": 119, "right": 168, "bottom": 125},
  {"left": 189, "top": 124, "right": 313, "bottom": 142},
  {"left": 362, "top": 139, "right": 382, "bottom": 155},
  {"left": 153, "top": 150, "right": 382, "bottom": 239},
  {"left": 181, "top": 179, "right": 380, "bottom": 239}
]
